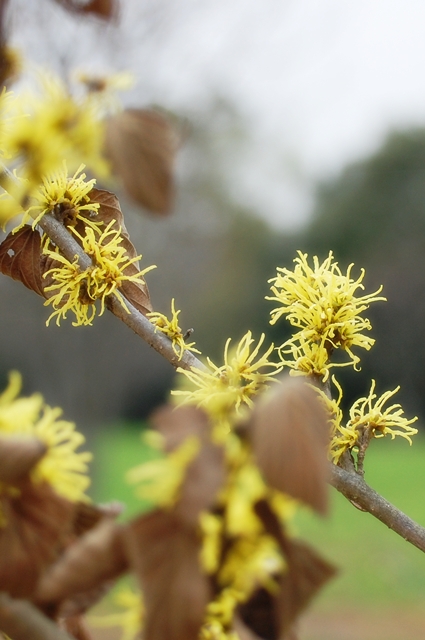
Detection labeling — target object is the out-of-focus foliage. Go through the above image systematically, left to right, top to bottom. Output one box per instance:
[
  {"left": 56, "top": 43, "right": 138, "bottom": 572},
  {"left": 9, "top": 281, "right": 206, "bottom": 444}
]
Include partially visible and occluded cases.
[{"left": 302, "top": 129, "right": 425, "bottom": 420}]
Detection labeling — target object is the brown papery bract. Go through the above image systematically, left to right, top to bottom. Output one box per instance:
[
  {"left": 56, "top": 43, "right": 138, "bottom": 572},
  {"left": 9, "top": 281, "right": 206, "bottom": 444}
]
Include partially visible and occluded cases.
[
  {"left": 52, "top": 0, "right": 119, "bottom": 20},
  {"left": 104, "top": 109, "right": 178, "bottom": 215},
  {"left": 0, "top": 225, "right": 45, "bottom": 297},
  {"left": 248, "top": 377, "right": 330, "bottom": 515},
  {"left": 151, "top": 405, "right": 225, "bottom": 525},
  {"left": 0, "top": 435, "right": 46, "bottom": 483},
  {"left": 0, "top": 480, "right": 76, "bottom": 598},
  {"left": 245, "top": 500, "right": 336, "bottom": 640},
  {"left": 124, "top": 510, "right": 211, "bottom": 640},
  {"left": 35, "top": 518, "right": 128, "bottom": 607},
  {"left": 58, "top": 614, "right": 93, "bottom": 640}
]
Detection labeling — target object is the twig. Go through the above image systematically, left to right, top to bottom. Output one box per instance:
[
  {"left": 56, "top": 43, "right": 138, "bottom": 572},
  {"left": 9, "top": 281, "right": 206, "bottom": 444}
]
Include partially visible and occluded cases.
[
  {"left": 330, "top": 464, "right": 425, "bottom": 553},
  {"left": 0, "top": 593, "right": 74, "bottom": 640}
]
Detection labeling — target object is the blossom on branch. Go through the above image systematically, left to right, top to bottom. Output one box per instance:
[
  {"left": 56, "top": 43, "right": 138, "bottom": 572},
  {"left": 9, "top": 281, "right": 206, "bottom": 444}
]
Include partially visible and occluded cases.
[
  {"left": 5, "top": 162, "right": 100, "bottom": 232},
  {"left": 43, "top": 221, "right": 156, "bottom": 326},
  {"left": 267, "top": 251, "right": 386, "bottom": 379},
  {"left": 148, "top": 298, "right": 200, "bottom": 359},
  {"left": 172, "top": 331, "right": 282, "bottom": 421},
  {"left": 321, "top": 377, "right": 418, "bottom": 464}
]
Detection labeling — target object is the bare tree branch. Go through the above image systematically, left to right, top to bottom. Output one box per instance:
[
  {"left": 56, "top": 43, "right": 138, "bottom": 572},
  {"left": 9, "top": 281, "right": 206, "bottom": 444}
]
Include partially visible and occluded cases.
[
  {"left": 330, "top": 464, "right": 425, "bottom": 553},
  {"left": 0, "top": 593, "right": 74, "bottom": 640}
]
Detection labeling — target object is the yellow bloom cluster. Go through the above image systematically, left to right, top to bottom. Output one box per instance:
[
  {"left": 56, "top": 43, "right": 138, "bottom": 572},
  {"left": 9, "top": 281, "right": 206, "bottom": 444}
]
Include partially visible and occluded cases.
[
  {"left": 0, "top": 73, "right": 108, "bottom": 229},
  {"left": 0, "top": 74, "right": 107, "bottom": 185},
  {"left": 6, "top": 162, "right": 100, "bottom": 232},
  {"left": 43, "top": 221, "right": 156, "bottom": 326},
  {"left": 267, "top": 252, "right": 386, "bottom": 381},
  {"left": 148, "top": 298, "right": 201, "bottom": 360},
  {"left": 172, "top": 331, "right": 282, "bottom": 423},
  {"left": 0, "top": 371, "right": 92, "bottom": 507},
  {"left": 321, "top": 378, "right": 418, "bottom": 464},
  {"left": 199, "top": 437, "right": 290, "bottom": 640}
]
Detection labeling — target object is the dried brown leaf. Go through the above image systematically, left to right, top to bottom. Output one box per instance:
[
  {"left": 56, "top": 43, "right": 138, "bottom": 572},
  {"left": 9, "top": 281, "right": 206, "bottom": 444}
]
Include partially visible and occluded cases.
[
  {"left": 52, "top": 0, "right": 118, "bottom": 20},
  {"left": 104, "top": 109, "right": 178, "bottom": 215},
  {"left": 0, "top": 226, "right": 45, "bottom": 297},
  {"left": 248, "top": 377, "right": 329, "bottom": 515},
  {"left": 151, "top": 405, "right": 225, "bottom": 525},
  {"left": 0, "top": 435, "right": 46, "bottom": 483},
  {"left": 0, "top": 481, "right": 75, "bottom": 598},
  {"left": 72, "top": 500, "right": 123, "bottom": 538},
  {"left": 252, "top": 500, "right": 336, "bottom": 639},
  {"left": 124, "top": 510, "right": 211, "bottom": 640},
  {"left": 35, "top": 518, "right": 128, "bottom": 605},
  {"left": 276, "top": 540, "right": 336, "bottom": 638},
  {"left": 59, "top": 614, "right": 93, "bottom": 640}
]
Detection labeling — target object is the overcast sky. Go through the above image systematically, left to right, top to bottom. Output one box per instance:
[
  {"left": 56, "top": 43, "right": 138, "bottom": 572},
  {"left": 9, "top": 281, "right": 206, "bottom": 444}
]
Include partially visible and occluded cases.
[{"left": 10, "top": 0, "right": 425, "bottom": 228}]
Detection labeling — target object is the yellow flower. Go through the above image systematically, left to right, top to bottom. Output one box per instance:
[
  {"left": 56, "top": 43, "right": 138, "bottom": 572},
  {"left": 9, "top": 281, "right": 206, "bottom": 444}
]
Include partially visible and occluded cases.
[
  {"left": 75, "top": 70, "right": 134, "bottom": 114},
  {"left": 0, "top": 73, "right": 108, "bottom": 191},
  {"left": 11, "top": 162, "right": 99, "bottom": 231},
  {"left": 43, "top": 221, "right": 156, "bottom": 326},
  {"left": 267, "top": 252, "right": 386, "bottom": 375},
  {"left": 148, "top": 298, "right": 201, "bottom": 360},
  {"left": 172, "top": 331, "right": 282, "bottom": 420},
  {"left": 0, "top": 371, "right": 91, "bottom": 503},
  {"left": 322, "top": 377, "right": 418, "bottom": 463},
  {"left": 126, "top": 435, "right": 200, "bottom": 507},
  {"left": 199, "top": 512, "right": 223, "bottom": 574},
  {"left": 218, "top": 534, "right": 284, "bottom": 597},
  {"left": 89, "top": 585, "right": 143, "bottom": 640},
  {"left": 200, "top": 588, "right": 241, "bottom": 640}
]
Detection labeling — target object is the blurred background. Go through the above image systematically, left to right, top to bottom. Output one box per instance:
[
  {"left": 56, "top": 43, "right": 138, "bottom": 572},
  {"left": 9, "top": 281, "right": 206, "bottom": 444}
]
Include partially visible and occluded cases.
[{"left": 3, "top": 2, "right": 425, "bottom": 637}]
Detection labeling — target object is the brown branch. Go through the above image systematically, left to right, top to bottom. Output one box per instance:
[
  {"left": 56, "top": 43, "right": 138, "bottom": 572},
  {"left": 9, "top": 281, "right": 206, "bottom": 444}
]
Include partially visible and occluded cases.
[
  {"left": 330, "top": 464, "right": 425, "bottom": 553},
  {"left": 0, "top": 593, "right": 74, "bottom": 640}
]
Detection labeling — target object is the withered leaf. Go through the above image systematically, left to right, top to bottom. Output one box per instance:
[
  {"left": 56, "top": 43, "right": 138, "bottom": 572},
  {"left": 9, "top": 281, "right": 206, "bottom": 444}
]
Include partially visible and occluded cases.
[
  {"left": 52, "top": 0, "right": 118, "bottom": 20},
  {"left": 104, "top": 109, "right": 178, "bottom": 215},
  {"left": 0, "top": 226, "right": 45, "bottom": 297},
  {"left": 248, "top": 378, "right": 329, "bottom": 515},
  {"left": 151, "top": 405, "right": 225, "bottom": 525},
  {"left": 0, "top": 435, "right": 46, "bottom": 484},
  {"left": 0, "top": 481, "right": 75, "bottom": 598},
  {"left": 72, "top": 500, "right": 123, "bottom": 538},
  {"left": 253, "top": 500, "right": 336, "bottom": 639},
  {"left": 124, "top": 510, "right": 211, "bottom": 640},
  {"left": 35, "top": 518, "right": 128, "bottom": 606},
  {"left": 275, "top": 540, "right": 336, "bottom": 638},
  {"left": 59, "top": 615, "right": 93, "bottom": 640}
]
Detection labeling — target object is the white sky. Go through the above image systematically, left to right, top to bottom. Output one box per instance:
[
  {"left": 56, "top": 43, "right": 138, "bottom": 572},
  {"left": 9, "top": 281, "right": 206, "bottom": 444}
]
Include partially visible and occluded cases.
[{"left": 10, "top": 0, "right": 425, "bottom": 228}]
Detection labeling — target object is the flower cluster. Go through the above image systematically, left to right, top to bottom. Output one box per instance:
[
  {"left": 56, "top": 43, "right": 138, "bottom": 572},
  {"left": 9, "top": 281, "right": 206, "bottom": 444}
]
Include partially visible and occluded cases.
[
  {"left": 0, "top": 73, "right": 108, "bottom": 230},
  {"left": 5, "top": 162, "right": 100, "bottom": 232},
  {"left": 43, "top": 221, "right": 156, "bottom": 326},
  {"left": 267, "top": 251, "right": 386, "bottom": 381},
  {"left": 148, "top": 298, "right": 200, "bottom": 359},
  {"left": 172, "top": 331, "right": 282, "bottom": 427},
  {"left": 0, "top": 371, "right": 92, "bottom": 511},
  {"left": 320, "top": 377, "right": 418, "bottom": 464}
]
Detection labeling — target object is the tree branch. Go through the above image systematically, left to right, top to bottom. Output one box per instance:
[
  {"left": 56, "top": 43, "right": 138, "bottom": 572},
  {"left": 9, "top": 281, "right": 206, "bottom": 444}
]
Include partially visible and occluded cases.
[
  {"left": 330, "top": 464, "right": 425, "bottom": 553},
  {"left": 0, "top": 593, "right": 74, "bottom": 640}
]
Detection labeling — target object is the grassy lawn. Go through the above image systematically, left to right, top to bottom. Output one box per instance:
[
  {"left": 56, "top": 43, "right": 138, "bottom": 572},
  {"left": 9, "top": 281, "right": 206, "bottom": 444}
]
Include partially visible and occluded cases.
[{"left": 92, "top": 424, "right": 425, "bottom": 611}]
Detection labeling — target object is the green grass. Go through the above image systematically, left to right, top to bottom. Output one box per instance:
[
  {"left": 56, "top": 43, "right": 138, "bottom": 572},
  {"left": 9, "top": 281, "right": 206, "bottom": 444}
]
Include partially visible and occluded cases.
[{"left": 92, "top": 424, "right": 425, "bottom": 609}]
